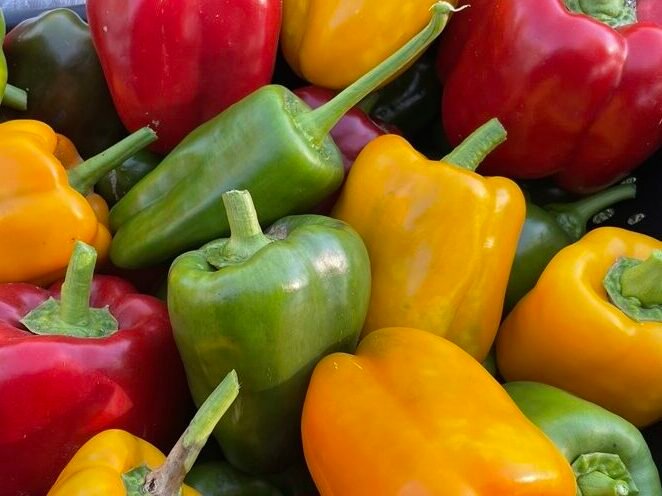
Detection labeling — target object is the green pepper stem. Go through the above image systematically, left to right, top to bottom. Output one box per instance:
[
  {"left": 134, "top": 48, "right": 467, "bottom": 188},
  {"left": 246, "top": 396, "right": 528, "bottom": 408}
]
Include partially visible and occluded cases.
[
  {"left": 564, "top": 0, "right": 636, "bottom": 28},
  {"left": 298, "top": 1, "right": 460, "bottom": 143},
  {"left": 2, "top": 84, "right": 27, "bottom": 111},
  {"left": 442, "top": 118, "right": 507, "bottom": 171},
  {"left": 68, "top": 127, "right": 157, "bottom": 195},
  {"left": 549, "top": 184, "right": 636, "bottom": 241},
  {"left": 59, "top": 241, "right": 96, "bottom": 326},
  {"left": 620, "top": 250, "right": 662, "bottom": 307},
  {"left": 143, "top": 370, "right": 240, "bottom": 496},
  {"left": 577, "top": 471, "right": 631, "bottom": 496}
]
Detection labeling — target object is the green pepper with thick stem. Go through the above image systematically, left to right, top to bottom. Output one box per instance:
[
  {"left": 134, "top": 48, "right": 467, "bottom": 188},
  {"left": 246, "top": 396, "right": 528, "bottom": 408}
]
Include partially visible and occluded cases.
[
  {"left": 109, "top": 2, "right": 458, "bottom": 269},
  {"left": 1, "top": 8, "right": 126, "bottom": 158},
  {"left": 505, "top": 183, "right": 636, "bottom": 312},
  {"left": 168, "top": 190, "right": 371, "bottom": 475},
  {"left": 505, "top": 382, "right": 662, "bottom": 496}
]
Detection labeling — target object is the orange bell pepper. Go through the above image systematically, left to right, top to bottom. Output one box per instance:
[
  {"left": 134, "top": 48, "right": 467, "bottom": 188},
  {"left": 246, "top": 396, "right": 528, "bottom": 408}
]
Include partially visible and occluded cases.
[
  {"left": 281, "top": 0, "right": 459, "bottom": 89},
  {"left": 332, "top": 119, "right": 524, "bottom": 361},
  {"left": 0, "top": 120, "right": 155, "bottom": 285},
  {"left": 497, "top": 227, "right": 662, "bottom": 427},
  {"left": 302, "top": 327, "right": 577, "bottom": 495}
]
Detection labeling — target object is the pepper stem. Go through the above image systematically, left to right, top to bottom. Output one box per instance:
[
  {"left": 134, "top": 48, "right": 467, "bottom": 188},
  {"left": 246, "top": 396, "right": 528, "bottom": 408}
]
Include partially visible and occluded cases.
[
  {"left": 564, "top": 0, "right": 636, "bottom": 28},
  {"left": 297, "top": 1, "right": 460, "bottom": 144},
  {"left": 2, "top": 84, "right": 27, "bottom": 111},
  {"left": 442, "top": 118, "right": 507, "bottom": 171},
  {"left": 68, "top": 127, "right": 157, "bottom": 195},
  {"left": 548, "top": 184, "right": 636, "bottom": 241},
  {"left": 20, "top": 241, "right": 118, "bottom": 338},
  {"left": 620, "top": 250, "right": 662, "bottom": 307},
  {"left": 143, "top": 370, "right": 240, "bottom": 496},
  {"left": 573, "top": 453, "right": 637, "bottom": 496},
  {"left": 577, "top": 471, "right": 631, "bottom": 496}
]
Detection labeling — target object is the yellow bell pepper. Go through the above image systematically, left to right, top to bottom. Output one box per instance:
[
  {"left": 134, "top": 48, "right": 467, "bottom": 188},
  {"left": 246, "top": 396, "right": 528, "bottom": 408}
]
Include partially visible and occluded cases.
[
  {"left": 281, "top": 0, "right": 457, "bottom": 89},
  {"left": 332, "top": 119, "right": 524, "bottom": 361},
  {"left": 0, "top": 120, "right": 155, "bottom": 285},
  {"left": 497, "top": 227, "right": 662, "bottom": 427},
  {"left": 302, "top": 327, "right": 577, "bottom": 495},
  {"left": 49, "top": 370, "right": 239, "bottom": 496}
]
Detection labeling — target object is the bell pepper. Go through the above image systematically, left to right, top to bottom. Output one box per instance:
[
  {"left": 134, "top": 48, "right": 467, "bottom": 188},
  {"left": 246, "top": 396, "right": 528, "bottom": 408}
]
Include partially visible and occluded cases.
[
  {"left": 86, "top": 0, "right": 281, "bottom": 154},
  {"left": 281, "top": 0, "right": 457, "bottom": 89},
  {"left": 438, "top": 0, "right": 662, "bottom": 193},
  {"left": 109, "top": 3, "right": 456, "bottom": 269},
  {"left": 0, "top": 8, "right": 26, "bottom": 111},
  {"left": 1, "top": 8, "right": 126, "bottom": 158},
  {"left": 333, "top": 118, "right": 524, "bottom": 361},
  {"left": 0, "top": 119, "right": 156, "bottom": 285},
  {"left": 96, "top": 149, "right": 162, "bottom": 207},
  {"left": 505, "top": 183, "right": 636, "bottom": 312},
  {"left": 168, "top": 190, "right": 371, "bottom": 474},
  {"left": 497, "top": 227, "right": 662, "bottom": 427},
  {"left": 0, "top": 241, "right": 190, "bottom": 496},
  {"left": 302, "top": 327, "right": 576, "bottom": 494},
  {"left": 49, "top": 370, "right": 238, "bottom": 496},
  {"left": 505, "top": 382, "right": 662, "bottom": 496},
  {"left": 186, "top": 462, "right": 284, "bottom": 496}
]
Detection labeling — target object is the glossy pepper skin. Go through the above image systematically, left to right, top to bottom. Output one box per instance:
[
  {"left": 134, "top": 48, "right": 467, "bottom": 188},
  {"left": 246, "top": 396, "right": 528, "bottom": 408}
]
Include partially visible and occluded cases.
[
  {"left": 87, "top": 0, "right": 281, "bottom": 153},
  {"left": 281, "top": 0, "right": 454, "bottom": 89},
  {"left": 438, "top": 0, "right": 662, "bottom": 193},
  {"left": 109, "top": 3, "right": 456, "bottom": 269},
  {"left": 1, "top": 8, "right": 126, "bottom": 158},
  {"left": 0, "top": 9, "right": 27, "bottom": 111},
  {"left": 0, "top": 119, "right": 155, "bottom": 284},
  {"left": 333, "top": 119, "right": 524, "bottom": 361},
  {"left": 96, "top": 149, "right": 161, "bottom": 207},
  {"left": 505, "top": 183, "right": 637, "bottom": 312},
  {"left": 169, "top": 191, "right": 370, "bottom": 475},
  {"left": 498, "top": 227, "right": 662, "bottom": 427},
  {"left": 0, "top": 246, "right": 190, "bottom": 496},
  {"left": 302, "top": 327, "right": 576, "bottom": 495},
  {"left": 49, "top": 370, "right": 239, "bottom": 496},
  {"left": 506, "top": 382, "right": 662, "bottom": 496},
  {"left": 186, "top": 462, "right": 284, "bottom": 496}
]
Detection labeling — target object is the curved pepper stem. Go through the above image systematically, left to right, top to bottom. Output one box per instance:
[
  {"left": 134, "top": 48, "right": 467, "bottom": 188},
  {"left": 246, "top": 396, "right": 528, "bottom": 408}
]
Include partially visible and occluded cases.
[
  {"left": 564, "top": 0, "right": 636, "bottom": 28},
  {"left": 298, "top": 1, "right": 462, "bottom": 143},
  {"left": 2, "top": 84, "right": 27, "bottom": 111},
  {"left": 442, "top": 118, "right": 507, "bottom": 171},
  {"left": 68, "top": 127, "right": 157, "bottom": 195},
  {"left": 548, "top": 183, "right": 636, "bottom": 241},
  {"left": 204, "top": 190, "right": 273, "bottom": 269},
  {"left": 20, "top": 241, "right": 118, "bottom": 338},
  {"left": 620, "top": 250, "right": 662, "bottom": 307},
  {"left": 141, "top": 370, "right": 240, "bottom": 496},
  {"left": 573, "top": 453, "right": 637, "bottom": 496}
]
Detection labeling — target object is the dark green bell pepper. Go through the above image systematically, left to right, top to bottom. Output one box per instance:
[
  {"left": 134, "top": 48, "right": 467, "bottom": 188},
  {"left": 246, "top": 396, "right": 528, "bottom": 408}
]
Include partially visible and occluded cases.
[
  {"left": 1, "top": 8, "right": 125, "bottom": 158},
  {"left": 95, "top": 149, "right": 161, "bottom": 206},
  {"left": 505, "top": 183, "right": 636, "bottom": 312},
  {"left": 168, "top": 190, "right": 371, "bottom": 475},
  {"left": 506, "top": 382, "right": 662, "bottom": 496},
  {"left": 186, "top": 461, "right": 284, "bottom": 496}
]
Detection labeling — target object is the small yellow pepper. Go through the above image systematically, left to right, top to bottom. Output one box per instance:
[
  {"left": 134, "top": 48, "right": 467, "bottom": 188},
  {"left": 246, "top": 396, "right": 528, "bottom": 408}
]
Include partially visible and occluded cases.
[
  {"left": 281, "top": 0, "right": 458, "bottom": 89},
  {"left": 333, "top": 119, "right": 524, "bottom": 360},
  {"left": 0, "top": 120, "right": 155, "bottom": 285},
  {"left": 497, "top": 227, "right": 662, "bottom": 427},
  {"left": 302, "top": 327, "right": 577, "bottom": 495},
  {"left": 49, "top": 370, "right": 239, "bottom": 496}
]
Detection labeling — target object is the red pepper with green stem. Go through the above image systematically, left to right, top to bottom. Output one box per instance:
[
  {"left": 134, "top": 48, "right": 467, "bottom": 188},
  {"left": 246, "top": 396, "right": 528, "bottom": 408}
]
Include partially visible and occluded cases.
[{"left": 0, "top": 242, "right": 191, "bottom": 496}]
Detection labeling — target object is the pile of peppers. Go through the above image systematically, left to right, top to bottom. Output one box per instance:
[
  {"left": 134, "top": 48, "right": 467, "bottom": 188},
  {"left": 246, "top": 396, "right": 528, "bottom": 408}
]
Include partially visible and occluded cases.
[{"left": 1, "top": 0, "right": 662, "bottom": 494}]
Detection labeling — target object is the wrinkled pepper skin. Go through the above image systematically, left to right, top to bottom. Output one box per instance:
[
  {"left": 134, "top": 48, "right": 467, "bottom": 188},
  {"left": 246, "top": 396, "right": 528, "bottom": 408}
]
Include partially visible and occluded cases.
[
  {"left": 87, "top": 0, "right": 281, "bottom": 153},
  {"left": 281, "top": 0, "right": 452, "bottom": 89},
  {"left": 438, "top": 0, "right": 662, "bottom": 193},
  {"left": 1, "top": 8, "right": 126, "bottom": 158},
  {"left": 333, "top": 129, "right": 524, "bottom": 361},
  {"left": 169, "top": 208, "right": 371, "bottom": 474},
  {"left": 497, "top": 227, "right": 662, "bottom": 427},
  {"left": 0, "top": 277, "right": 190, "bottom": 496},
  {"left": 302, "top": 327, "right": 576, "bottom": 495},
  {"left": 506, "top": 382, "right": 662, "bottom": 496},
  {"left": 186, "top": 462, "right": 284, "bottom": 496}
]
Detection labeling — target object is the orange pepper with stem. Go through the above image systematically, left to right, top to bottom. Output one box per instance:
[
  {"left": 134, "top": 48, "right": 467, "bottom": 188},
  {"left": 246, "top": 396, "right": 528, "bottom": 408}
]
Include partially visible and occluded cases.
[{"left": 0, "top": 120, "right": 156, "bottom": 285}]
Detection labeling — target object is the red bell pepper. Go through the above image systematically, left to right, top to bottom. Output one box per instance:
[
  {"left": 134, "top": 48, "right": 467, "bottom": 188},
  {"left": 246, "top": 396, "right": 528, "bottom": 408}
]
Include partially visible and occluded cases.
[
  {"left": 86, "top": 0, "right": 281, "bottom": 153},
  {"left": 438, "top": 0, "right": 662, "bottom": 193},
  {"left": 294, "top": 85, "right": 397, "bottom": 213},
  {"left": 0, "top": 242, "right": 190, "bottom": 496}
]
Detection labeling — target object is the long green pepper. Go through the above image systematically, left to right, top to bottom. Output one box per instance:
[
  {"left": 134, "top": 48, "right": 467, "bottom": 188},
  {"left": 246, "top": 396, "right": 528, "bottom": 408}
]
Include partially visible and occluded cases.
[{"left": 109, "top": 1, "right": 458, "bottom": 268}]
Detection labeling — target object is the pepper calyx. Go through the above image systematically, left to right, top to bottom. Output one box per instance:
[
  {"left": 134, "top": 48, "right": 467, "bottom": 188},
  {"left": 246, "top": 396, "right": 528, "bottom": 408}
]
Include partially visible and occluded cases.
[
  {"left": 564, "top": 0, "right": 637, "bottom": 28},
  {"left": 573, "top": 453, "right": 637, "bottom": 496}
]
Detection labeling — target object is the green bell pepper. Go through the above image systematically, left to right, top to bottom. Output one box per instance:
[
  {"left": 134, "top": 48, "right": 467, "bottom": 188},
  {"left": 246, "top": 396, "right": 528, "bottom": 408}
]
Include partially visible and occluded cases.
[
  {"left": 109, "top": 3, "right": 455, "bottom": 268},
  {"left": 0, "top": 8, "right": 125, "bottom": 158},
  {"left": 0, "top": 9, "right": 26, "bottom": 111},
  {"left": 95, "top": 149, "right": 162, "bottom": 206},
  {"left": 505, "top": 183, "right": 636, "bottom": 312},
  {"left": 168, "top": 190, "right": 371, "bottom": 475},
  {"left": 505, "top": 382, "right": 662, "bottom": 496},
  {"left": 186, "top": 461, "right": 283, "bottom": 496}
]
